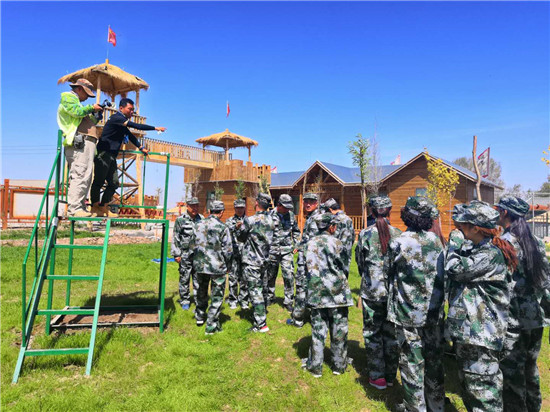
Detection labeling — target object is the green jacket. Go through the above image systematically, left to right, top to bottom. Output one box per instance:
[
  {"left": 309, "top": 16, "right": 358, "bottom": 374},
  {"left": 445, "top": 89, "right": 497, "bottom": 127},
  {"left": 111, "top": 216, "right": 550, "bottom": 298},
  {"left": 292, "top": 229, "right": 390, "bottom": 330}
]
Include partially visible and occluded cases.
[{"left": 56, "top": 91, "right": 96, "bottom": 146}]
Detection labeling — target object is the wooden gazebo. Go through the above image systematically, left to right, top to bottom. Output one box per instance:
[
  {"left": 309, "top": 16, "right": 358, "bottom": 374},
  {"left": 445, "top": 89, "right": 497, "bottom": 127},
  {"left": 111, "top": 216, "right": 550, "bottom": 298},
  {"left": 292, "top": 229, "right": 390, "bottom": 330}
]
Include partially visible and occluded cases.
[
  {"left": 57, "top": 59, "right": 149, "bottom": 113},
  {"left": 196, "top": 129, "right": 258, "bottom": 161}
]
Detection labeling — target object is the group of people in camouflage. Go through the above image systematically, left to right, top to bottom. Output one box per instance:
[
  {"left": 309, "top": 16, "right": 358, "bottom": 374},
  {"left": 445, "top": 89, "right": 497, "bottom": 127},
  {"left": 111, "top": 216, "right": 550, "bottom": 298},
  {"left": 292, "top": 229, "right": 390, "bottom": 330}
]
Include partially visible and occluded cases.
[
  {"left": 172, "top": 191, "right": 549, "bottom": 412},
  {"left": 356, "top": 194, "right": 550, "bottom": 412}
]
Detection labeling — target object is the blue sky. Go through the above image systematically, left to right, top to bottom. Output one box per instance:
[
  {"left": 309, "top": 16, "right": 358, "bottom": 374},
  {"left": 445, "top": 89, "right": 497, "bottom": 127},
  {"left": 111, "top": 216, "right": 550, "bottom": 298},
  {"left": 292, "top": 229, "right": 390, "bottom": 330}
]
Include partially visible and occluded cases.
[{"left": 2, "top": 1, "right": 549, "bottom": 206}]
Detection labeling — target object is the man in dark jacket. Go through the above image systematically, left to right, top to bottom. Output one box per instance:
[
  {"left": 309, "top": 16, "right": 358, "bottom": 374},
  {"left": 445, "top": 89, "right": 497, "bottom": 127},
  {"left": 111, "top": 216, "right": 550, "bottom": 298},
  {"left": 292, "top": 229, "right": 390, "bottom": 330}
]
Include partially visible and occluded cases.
[{"left": 90, "top": 98, "right": 166, "bottom": 216}]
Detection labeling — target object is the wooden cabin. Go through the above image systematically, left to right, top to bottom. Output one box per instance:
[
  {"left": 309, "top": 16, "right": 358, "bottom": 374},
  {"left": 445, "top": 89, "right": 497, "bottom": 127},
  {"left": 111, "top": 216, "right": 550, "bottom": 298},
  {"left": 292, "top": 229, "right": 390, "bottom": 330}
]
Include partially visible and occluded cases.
[{"left": 270, "top": 152, "right": 502, "bottom": 236}]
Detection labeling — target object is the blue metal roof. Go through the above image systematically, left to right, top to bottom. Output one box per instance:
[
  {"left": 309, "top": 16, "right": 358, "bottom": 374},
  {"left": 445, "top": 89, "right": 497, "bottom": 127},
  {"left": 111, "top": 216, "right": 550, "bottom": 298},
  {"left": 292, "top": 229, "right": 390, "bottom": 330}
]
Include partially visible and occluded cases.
[
  {"left": 320, "top": 161, "right": 401, "bottom": 184},
  {"left": 270, "top": 171, "right": 303, "bottom": 187}
]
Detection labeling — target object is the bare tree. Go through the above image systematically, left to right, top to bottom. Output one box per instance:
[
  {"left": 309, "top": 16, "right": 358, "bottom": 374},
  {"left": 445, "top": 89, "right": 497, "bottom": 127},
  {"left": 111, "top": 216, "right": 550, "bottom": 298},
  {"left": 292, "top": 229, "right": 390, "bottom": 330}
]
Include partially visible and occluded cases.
[{"left": 366, "top": 134, "right": 382, "bottom": 195}]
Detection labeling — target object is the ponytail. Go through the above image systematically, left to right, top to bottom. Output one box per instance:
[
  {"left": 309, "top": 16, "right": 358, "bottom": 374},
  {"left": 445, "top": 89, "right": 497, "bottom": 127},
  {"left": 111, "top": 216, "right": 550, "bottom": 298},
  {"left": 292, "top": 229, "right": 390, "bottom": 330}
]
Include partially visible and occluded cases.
[
  {"left": 373, "top": 207, "right": 392, "bottom": 255},
  {"left": 508, "top": 214, "right": 548, "bottom": 288},
  {"left": 429, "top": 218, "right": 447, "bottom": 246},
  {"left": 478, "top": 227, "right": 518, "bottom": 272}
]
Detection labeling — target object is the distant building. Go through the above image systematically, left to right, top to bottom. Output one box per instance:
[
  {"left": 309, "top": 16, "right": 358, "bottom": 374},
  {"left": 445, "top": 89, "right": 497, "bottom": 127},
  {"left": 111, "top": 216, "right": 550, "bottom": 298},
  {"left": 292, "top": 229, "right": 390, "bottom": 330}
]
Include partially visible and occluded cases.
[{"left": 270, "top": 152, "right": 503, "bottom": 235}]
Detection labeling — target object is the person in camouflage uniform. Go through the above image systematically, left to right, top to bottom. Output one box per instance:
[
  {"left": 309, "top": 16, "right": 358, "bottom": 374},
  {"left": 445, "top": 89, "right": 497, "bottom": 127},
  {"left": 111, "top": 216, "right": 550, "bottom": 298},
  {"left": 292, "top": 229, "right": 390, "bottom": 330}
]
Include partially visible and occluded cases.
[
  {"left": 287, "top": 192, "right": 322, "bottom": 328},
  {"left": 236, "top": 193, "right": 275, "bottom": 332},
  {"left": 267, "top": 194, "right": 301, "bottom": 311},
  {"left": 355, "top": 195, "right": 401, "bottom": 390},
  {"left": 388, "top": 196, "right": 445, "bottom": 412},
  {"left": 496, "top": 196, "right": 550, "bottom": 412},
  {"left": 171, "top": 197, "right": 203, "bottom": 310},
  {"left": 325, "top": 198, "right": 355, "bottom": 278},
  {"left": 225, "top": 199, "right": 249, "bottom": 309},
  {"left": 192, "top": 200, "right": 233, "bottom": 334},
  {"left": 446, "top": 201, "right": 517, "bottom": 412},
  {"left": 302, "top": 213, "right": 353, "bottom": 378}
]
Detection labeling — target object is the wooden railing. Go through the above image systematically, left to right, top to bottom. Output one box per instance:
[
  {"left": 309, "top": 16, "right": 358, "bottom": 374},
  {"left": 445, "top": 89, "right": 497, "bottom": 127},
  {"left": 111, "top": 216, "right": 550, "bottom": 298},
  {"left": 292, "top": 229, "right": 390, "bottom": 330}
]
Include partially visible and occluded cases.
[
  {"left": 96, "top": 107, "right": 148, "bottom": 137},
  {"left": 141, "top": 137, "right": 228, "bottom": 165},
  {"left": 350, "top": 215, "right": 363, "bottom": 232}
]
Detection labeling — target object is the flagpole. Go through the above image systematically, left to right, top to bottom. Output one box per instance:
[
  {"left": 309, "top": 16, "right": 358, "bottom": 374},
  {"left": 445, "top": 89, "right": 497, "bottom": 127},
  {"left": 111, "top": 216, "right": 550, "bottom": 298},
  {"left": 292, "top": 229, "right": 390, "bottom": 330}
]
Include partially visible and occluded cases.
[{"left": 106, "top": 25, "right": 110, "bottom": 63}]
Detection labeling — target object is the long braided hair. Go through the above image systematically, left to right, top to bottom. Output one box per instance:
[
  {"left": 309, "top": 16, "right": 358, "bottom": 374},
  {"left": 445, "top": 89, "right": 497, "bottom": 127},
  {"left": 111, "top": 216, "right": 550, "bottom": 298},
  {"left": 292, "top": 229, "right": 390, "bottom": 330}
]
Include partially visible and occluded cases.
[
  {"left": 373, "top": 207, "right": 392, "bottom": 255},
  {"left": 476, "top": 226, "right": 518, "bottom": 272}
]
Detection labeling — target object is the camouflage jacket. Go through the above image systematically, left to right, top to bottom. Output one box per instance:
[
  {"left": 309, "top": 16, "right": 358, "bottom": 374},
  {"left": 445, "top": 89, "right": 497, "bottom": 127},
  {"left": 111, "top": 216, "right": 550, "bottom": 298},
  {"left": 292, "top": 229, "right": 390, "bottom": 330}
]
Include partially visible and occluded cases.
[
  {"left": 269, "top": 209, "right": 300, "bottom": 258},
  {"left": 333, "top": 210, "right": 355, "bottom": 274},
  {"left": 237, "top": 211, "right": 275, "bottom": 267},
  {"left": 171, "top": 212, "right": 203, "bottom": 257},
  {"left": 191, "top": 215, "right": 233, "bottom": 275},
  {"left": 225, "top": 215, "right": 246, "bottom": 257},
  {"left": 355, "top": 224, "right": 402, "bottom": 301},
  {"left": 501, "top": 229, "right": 550, "bottom": 330},
  {"left": 387, "top": 230, "right": 445, "bottom": 327},
  {"left": 305, "top": 232, "right": 353, "bottom": 309},
  {"left": 446, "top": 237, "right": 511, "bottom": 350}
]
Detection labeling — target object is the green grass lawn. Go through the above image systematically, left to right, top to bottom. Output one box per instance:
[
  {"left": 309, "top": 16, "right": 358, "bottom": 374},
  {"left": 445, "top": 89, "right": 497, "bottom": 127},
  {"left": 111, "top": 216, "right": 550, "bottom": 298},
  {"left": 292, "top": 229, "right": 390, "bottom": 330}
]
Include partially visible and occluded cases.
[{"left": 1, "top": 243, "right": 549, "bottom": 411}]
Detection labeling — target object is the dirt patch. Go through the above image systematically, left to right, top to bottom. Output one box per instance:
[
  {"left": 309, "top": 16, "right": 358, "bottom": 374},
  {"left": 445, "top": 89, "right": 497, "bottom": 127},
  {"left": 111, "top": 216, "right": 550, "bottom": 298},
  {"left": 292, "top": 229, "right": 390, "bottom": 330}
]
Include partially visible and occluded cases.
[
  {"left": 2, "top": 234, "right": 157, "bottom": 247},
  {"left": 53, "top": 311, "right": 160, "bottom": 332}
]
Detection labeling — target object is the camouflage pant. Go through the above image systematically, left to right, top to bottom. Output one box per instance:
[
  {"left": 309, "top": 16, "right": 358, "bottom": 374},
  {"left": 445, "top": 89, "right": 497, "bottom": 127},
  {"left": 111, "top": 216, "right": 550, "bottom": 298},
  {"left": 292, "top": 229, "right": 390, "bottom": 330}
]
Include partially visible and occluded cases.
[
  {"left": 291, "top": 251, "right": 307, "bottom": 324},
  {"left": 266, "top": 253, "right": 295, "bottom": 307},
  {"left": 227, "top": 255, "right": 249, "bottom": 306},
  {"left": 178, "top": 256, "right": 198, "bottom": 306},
  {"left": 244, "top": 264, "right": 268, "bottom": 328},
  {"left": 195, "top": 273, "right": 226, "bottom": 330},
  {"left": 362, "top": 299, "right": 399, "bottom": 381},
  {"left": 305, "top": 307, "right": 349, "bottom": 375},
  {"left": 395, "top": 324, "right": 445, "bottom": 412},
  {"left": 500, "top": 328, "right": 543, "bottom": 412},
  {"left": 455, "top": 343, "right": 503, "bottom": 412}
]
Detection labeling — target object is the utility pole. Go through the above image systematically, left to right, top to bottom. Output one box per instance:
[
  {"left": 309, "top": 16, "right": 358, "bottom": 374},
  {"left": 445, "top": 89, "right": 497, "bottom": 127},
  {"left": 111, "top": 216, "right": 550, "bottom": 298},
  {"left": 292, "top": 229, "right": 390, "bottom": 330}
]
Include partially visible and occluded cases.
[{"left": 472, "top": 135, "right": 482, "bottom": 200}]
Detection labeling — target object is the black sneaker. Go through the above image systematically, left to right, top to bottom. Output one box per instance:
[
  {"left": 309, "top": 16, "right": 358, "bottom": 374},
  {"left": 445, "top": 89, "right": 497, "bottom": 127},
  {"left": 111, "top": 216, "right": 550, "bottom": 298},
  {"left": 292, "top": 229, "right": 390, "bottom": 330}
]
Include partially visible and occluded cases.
[{"left": 286, "top": 318, "right": 303, "bottom": 328}]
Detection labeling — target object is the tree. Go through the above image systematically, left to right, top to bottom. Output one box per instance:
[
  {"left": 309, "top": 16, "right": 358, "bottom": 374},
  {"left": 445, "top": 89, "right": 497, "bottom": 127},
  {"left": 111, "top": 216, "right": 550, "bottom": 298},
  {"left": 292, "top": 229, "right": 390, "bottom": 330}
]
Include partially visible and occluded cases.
[
  {"left": 348, "top": 134, "right": 371, "bottom": 228},
  {"left": 425, "top": 153, "right": 460, "bottom": 216},
  {"left": 453, "top": 156, "right": 504, "bottom": 188},
  {"left": 258, "top": 175, "right": 270, "bottom": 194},
  {"left": 234, "top": 178, "right": 246, "bottom": 199},
  {"left": 213, "top": 182, "right": 224, "bottom": 200},
  {"left": 501, "top": 184, "right": 525, "bottom": 198}
]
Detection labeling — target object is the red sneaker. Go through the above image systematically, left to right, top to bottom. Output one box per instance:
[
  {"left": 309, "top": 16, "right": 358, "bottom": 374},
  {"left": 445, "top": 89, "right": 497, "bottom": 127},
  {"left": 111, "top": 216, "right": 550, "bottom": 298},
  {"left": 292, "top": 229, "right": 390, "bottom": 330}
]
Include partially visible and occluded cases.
[{"left": 369, "top": 377, "right": 387, "bottom": 390}]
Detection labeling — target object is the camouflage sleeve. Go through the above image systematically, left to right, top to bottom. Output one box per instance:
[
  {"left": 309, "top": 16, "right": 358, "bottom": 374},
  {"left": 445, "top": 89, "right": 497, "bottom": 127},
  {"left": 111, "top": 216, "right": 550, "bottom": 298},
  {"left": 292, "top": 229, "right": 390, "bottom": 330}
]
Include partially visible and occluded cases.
[
  {"left": 236, "top": 216, "right": 251, "bottom": 242},
  {"left": 292, "top": 216, "right": 301, "bottom": 249},
  {"left": 171, "top": 218, "right": 183, "bottom": 257},
  {"left": 222, "top": 226, "right": 233, "bottom": 272},
  {"left": 355, "top": 231, "right": 369, "bottom": 275},
  {"left": 446, "top": 246, "right": 502, "bottom": 283}
]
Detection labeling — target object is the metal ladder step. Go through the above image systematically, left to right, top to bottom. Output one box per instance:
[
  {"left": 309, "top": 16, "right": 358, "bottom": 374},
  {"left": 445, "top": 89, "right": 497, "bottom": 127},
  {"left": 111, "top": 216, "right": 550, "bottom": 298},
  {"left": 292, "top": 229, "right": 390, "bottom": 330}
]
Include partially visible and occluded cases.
[
  {"left": 54, "top": 244, "right": 104, "bottom": 250},
  {"left": 46, "top": 275, "right": 100, "bottom": 281},
  {"left": 37, "top": 309, "right": 95, "bottom": 316},
  {"left": 25, "top": 348, "right": 89, "bottom": 356}
]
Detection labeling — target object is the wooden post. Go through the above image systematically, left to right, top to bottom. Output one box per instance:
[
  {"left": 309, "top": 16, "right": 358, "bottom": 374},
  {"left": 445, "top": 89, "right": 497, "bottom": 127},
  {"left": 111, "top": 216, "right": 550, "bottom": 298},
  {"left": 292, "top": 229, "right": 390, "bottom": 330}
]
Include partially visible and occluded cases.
[
  {"left": 96, "top": 76, "right": 101, "bottom": 105},
  {"left": 135, "top": 90, "right": 140, "bottom": 114},
  {"left": 472, "top": 135, "right": 482, "bottom": 200},
  {"left": 225, "top": 140, "right": 229, "bottom": 161},
  {"left": 248, "top": 146, "right": 251, "bottom": 162},
  {"left": 136, "top": 156, "right": 146, "bottom": 229},
  {"left": 2, "top": 179, "right": 9, "bottom": 229},
  {"left": 340, "top": 185, "right": 345, "bottom": 212}
]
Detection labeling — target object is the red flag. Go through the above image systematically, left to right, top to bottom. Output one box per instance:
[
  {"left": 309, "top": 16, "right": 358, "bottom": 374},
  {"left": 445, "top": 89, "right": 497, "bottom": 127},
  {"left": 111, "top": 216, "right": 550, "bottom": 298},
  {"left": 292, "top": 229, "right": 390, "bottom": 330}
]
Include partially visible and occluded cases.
[
  {"left": 108, "top": 26, "right": 117, "bottom": 47},
  {"left": 226, "top": 101, "right": 230, "bottom": 118},
  {"left": 478, "top": 147, "right": 490, "bottom": 178}
]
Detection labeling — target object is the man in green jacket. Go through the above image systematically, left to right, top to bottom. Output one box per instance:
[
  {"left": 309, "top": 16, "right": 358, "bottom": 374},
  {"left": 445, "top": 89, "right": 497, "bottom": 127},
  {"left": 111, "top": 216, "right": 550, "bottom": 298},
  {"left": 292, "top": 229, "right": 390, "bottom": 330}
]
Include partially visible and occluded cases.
[{"left": 57, "top": 79, "right": 103, "bottom": 217}]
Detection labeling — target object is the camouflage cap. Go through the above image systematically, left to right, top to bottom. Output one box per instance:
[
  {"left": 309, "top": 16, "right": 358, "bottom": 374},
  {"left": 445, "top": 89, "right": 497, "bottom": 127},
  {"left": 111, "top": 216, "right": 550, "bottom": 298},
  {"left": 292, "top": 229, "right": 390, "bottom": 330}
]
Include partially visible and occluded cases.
[
  {"left": 303, "top": 192, "right": 319, "bottom": 201},
  {"left": 256, "top": 193, "right": 272, "bottom": 208},
  {"left": 277, "top": 194, "right": 294, "bottom": 210},
  {"left": 369, "top": 195, "right": 392, "bottom": 209},
  {"left": 404, "top": 196, "right": 434, "bottom": 218},
  {"left": 495, "top": 196, "right": 530, "bottom": 217},
  {"left": 186, "top": 197, "right": 199, "bottom": 205},
  {"left": 323, "top": 198, "right": 338, "bottom": 210},
  {"left": 234, "top": 199, "right": 246, "bottom": 208},
  {"left": 210, "top": 200, "right": 225, "bottom": 212},
  {"left": 453, "top": 201, "right": 499, "bottom": 229},
  {"left": 452, "top": 203, "right": 467, "bottom": 219},
  {"left": 316, "top": 213, "right": 336, "bottom": 230}
]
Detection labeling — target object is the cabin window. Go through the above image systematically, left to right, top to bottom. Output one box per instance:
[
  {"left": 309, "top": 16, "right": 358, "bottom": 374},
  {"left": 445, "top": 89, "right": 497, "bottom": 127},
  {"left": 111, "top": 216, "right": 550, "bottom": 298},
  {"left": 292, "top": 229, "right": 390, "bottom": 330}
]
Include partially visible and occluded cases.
[
  {"left": 415, "top": 188, "right": 427, "bottom": 197},
  {"left": 206, "top": 191, "right": 216, "bottom": 211}
]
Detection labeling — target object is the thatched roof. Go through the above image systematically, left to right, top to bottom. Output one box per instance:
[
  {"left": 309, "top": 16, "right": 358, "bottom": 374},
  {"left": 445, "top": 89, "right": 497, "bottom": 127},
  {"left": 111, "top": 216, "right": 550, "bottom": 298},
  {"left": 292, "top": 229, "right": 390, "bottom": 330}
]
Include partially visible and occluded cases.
[
  {"left": 57, "top": 61, "right": 149, "bottom": 95},
  {"left": 195, "top": 129, "right": 258, "bottom": 149}
]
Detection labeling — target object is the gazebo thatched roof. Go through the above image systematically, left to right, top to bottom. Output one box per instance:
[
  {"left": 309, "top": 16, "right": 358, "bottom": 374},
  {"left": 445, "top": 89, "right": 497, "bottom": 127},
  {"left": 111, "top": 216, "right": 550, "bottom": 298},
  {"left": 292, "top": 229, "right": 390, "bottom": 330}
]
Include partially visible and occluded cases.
[
  {"left": 57, "top": 61, "right": 149, "bottom": 95},
  {"left": 195, "top": 129, "right": 258, "bottom": 149}
]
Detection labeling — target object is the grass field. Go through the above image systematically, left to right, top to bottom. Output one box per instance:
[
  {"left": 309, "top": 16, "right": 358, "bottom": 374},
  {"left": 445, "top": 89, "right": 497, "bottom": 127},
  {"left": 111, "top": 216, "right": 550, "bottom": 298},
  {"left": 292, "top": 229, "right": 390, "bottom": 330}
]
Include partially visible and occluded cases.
[{"left": 1, "top": 242, "right": 549, "bottom": 411}]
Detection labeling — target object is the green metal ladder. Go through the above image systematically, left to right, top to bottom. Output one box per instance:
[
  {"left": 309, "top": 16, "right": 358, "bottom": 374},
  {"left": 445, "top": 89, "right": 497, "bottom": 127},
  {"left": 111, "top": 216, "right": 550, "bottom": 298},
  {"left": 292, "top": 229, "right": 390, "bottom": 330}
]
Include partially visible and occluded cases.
[
  {"left": 12, "top": 131, "right": 171, "bottom": 383},
  {"left": 12, "top": 218, "right": 112, "bottom": 383}
]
